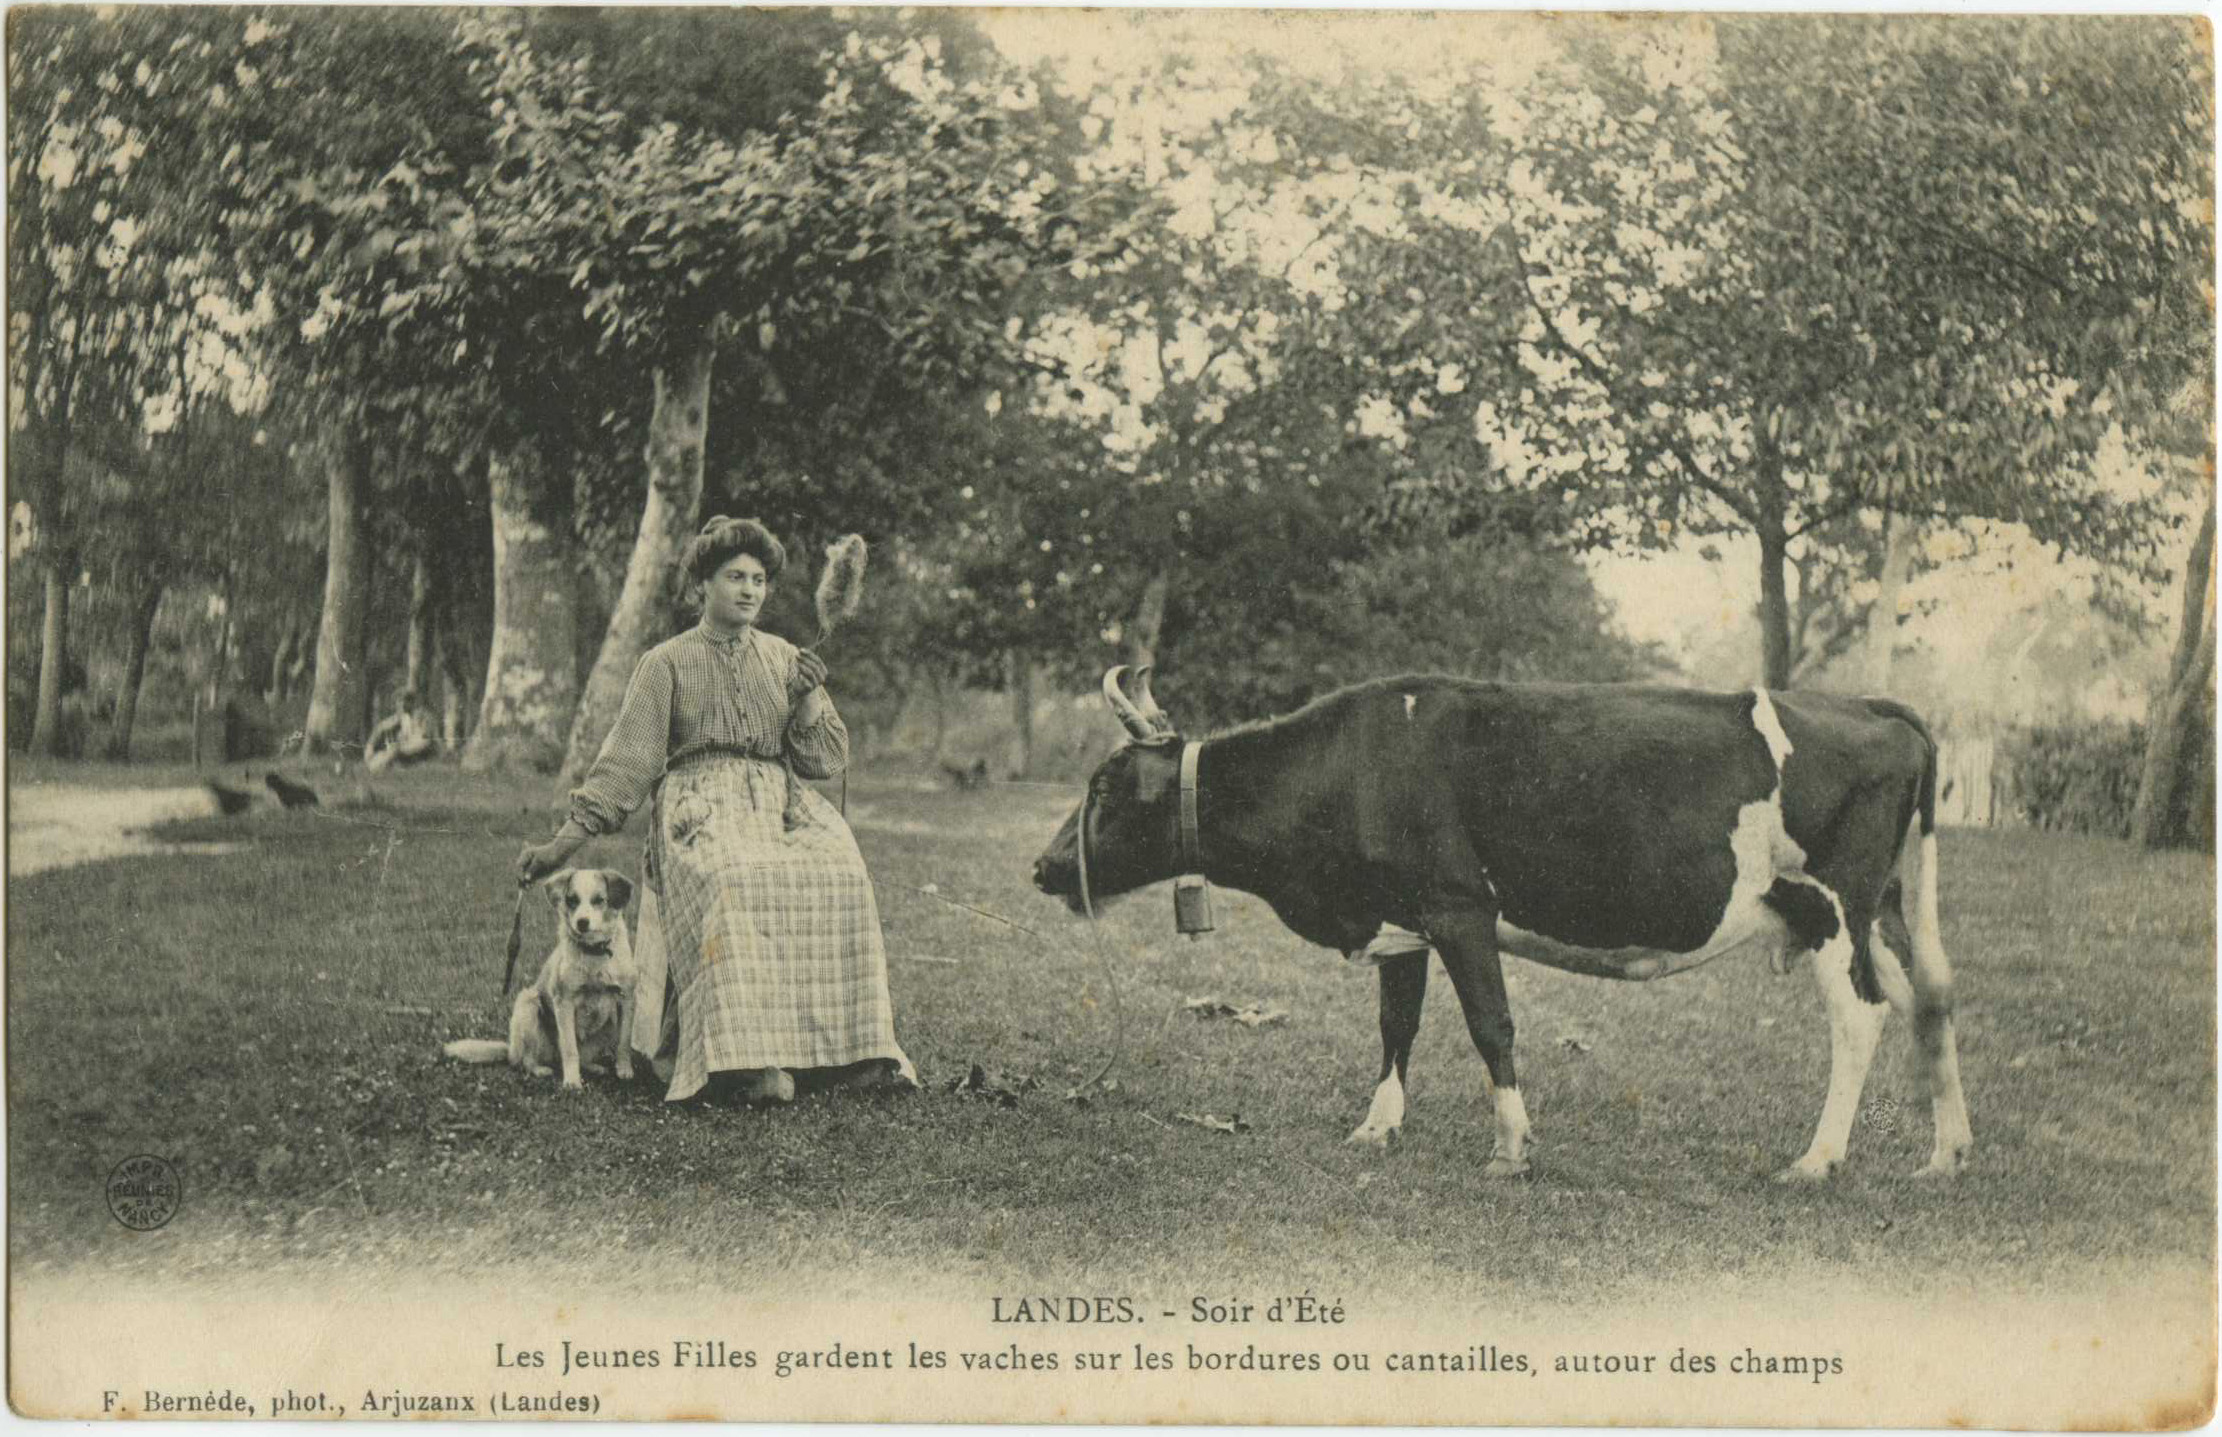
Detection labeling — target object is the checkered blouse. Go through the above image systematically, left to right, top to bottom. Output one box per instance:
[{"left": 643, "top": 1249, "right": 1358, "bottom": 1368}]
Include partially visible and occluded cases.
[{"left": 566, "top": 624, "right": 846, "bottom": 837}]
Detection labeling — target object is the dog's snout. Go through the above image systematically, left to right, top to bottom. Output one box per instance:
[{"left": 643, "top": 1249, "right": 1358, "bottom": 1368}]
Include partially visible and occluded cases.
[{"left": 573, "top": 915, "right": 592, "bottom": 933}]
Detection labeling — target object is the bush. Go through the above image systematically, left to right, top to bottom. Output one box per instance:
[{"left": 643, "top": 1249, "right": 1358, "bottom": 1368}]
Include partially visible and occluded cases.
[{"left": 1998, "top": 720, "right": 2148, "bottom": 839}]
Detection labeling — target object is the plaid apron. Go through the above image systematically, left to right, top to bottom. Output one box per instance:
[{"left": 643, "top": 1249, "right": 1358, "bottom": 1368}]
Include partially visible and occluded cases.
[{"left": 627, "top": 754, "right": 912, "bottom": 1101}]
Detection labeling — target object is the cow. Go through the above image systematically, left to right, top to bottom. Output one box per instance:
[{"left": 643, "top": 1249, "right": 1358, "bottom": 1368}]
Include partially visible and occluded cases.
[{"left": 1031, "top": 666, "right": 1973, "bottom": 1183}]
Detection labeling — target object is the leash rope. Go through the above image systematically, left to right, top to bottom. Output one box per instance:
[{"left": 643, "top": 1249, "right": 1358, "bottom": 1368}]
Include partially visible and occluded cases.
[
  {"left": 1072, "top": 790, "right": 1125, "bottom": 1090},
  {"left": 869, "top": 794, "right": 1126, "bottom": 1091},
  {"left": 499, "top": 880, "right": 528, "bottom": 999}
]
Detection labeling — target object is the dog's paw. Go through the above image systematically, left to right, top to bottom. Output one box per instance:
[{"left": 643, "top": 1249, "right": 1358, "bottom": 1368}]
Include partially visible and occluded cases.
[{"left": 561, "top": 1076, "right": 585, "bottom": 1093}]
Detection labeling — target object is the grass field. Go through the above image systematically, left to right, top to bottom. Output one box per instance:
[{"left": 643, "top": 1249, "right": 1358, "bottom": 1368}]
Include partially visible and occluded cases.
[{"left": 7, "top": 757, "right": 2214, "bottom": 1304}]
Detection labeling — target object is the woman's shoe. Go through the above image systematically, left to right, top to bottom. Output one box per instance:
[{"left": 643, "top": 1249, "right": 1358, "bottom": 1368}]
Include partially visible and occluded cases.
[
  {"left": 828, "top": 1057, "right": 918, "bottom": 1094},
  {"left": 711, "top": 1067, "right": 795, "bottom": 1105},
  {"left": 752, "top": 1067, "right": 798, "bottom": 1105}
]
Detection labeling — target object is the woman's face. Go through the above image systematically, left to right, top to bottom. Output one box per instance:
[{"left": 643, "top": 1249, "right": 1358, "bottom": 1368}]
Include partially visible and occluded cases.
[{"left": 701, "top": 552, "right": 770, "bottom": 630}]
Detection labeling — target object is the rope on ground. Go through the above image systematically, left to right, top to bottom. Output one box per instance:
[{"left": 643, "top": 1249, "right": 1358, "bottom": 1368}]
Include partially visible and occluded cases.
[{"left": 869, "top": 868, "right": 1125, "bottom": 1093}]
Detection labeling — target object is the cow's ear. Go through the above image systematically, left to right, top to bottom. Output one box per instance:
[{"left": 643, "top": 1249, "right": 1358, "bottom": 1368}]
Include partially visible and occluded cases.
[{"left": 602, "top": 872, "right": 634, "bottom": 912}]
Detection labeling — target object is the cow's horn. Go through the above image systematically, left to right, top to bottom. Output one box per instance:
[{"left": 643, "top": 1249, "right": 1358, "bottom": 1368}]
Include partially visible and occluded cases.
[
  {"left": 1132, "top": 665, "right": 1171, "bottom": 732},
  {"left": 1101, "top": 666, "right": 1156, "bottom": 739}
]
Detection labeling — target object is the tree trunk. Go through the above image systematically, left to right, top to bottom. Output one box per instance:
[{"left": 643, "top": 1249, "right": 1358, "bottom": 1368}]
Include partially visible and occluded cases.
[
  {"left": 561, "top": 331, "right": 718, "bottom": 783},
  {"left": 304, "top": 431, "right": 371, "bottom": 756},
  {"left": 463, "top": 450, "right": 580, "bottom": 775},
  {"left": 2132, "top": 488, "right": 2217, "bottom": 849},
  {"left": 1866, "top": 514, "right": 1914, "bottom": 693},
  {"left": 1757, "top": 522, "right": 1794, "bottom": 690},
  {"left": 29, "top": 546, "right": 75, "bottom": 757},
  {"left": 404, "top": 551, "right": 433, "bottom": 699},
  {"left": 1125, "top": 572, "right": 1170, "bottom": 671},
  {"left": 102, "top": 580, "right": 166, "bottom": 762},
  {"left": 435, "top": 604, "right": 469, "bottom": 753},
  {"left": 266, "top": 622, "right": 301, "bottom": 705},
  {"left": 285, "top": 624, "right": 312, "bottom": 698},
  {"left": 1007, "top": 650, "right": 1036, "bottom": 778},
  {"left": 926, "top": 669, "right": 950, "bottom": 762},
  {"left": 439, "top": 670, "right": 465, "bottom": 751}
]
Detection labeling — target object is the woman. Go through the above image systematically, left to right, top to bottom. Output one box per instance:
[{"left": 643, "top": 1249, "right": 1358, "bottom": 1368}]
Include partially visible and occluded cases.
[
  {"left": 517, "top": 516, "right": 916, "bottom": 1104},
  {"left": 366, "top": 687, "right": 436, "bottom": 773}
]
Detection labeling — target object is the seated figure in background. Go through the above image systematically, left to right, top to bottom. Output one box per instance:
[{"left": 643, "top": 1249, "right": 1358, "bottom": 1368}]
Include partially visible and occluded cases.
[{"left": 366, "top": 687, "right": 437, "bottom": 773}]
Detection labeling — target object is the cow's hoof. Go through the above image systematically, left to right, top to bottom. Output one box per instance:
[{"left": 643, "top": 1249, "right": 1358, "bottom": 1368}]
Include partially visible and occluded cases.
[
  {"left": 1347, "top": 1123, "right": 1400, "bottom": 1149},
  {"left": 1483, "top": 1155, "right": 1530, "bottom": 1180},
  {"left": 1773, "top": 1156, "right": 1837, "bottom": 1184}
]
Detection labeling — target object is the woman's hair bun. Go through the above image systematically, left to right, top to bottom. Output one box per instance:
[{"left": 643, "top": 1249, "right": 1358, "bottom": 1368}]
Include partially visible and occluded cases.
[{"left": 684, "top": 515, "right": 787, "bottom": 586}]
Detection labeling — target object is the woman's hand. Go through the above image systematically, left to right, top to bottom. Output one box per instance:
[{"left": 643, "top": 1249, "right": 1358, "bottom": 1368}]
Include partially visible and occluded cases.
[
  {"left": 788, "top": 648, "right": 829, "bottom": 701},
  {"left": 517, "top": 838, "right": 579, "bottom": 884}
]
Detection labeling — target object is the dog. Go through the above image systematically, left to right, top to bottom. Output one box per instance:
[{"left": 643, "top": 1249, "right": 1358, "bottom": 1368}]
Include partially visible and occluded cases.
[{"left": 444, "top": 869, "right": 638, "bottom": 1091}]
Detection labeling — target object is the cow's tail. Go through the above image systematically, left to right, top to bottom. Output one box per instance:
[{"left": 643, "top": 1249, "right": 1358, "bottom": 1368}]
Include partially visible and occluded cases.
[{"left": 1865, "top": 699, "right": 1943, "bottom": 1003}]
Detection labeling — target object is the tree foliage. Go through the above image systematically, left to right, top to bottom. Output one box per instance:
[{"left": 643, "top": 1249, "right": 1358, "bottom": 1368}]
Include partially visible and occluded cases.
[{"left": 1369, "top": 16, "right": 2210, "bottom": 686}]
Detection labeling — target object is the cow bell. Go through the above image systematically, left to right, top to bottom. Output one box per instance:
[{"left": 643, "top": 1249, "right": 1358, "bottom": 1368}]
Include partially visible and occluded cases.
[{"left": 1173, "top": 874, "right": 1215, "bottom": 937}]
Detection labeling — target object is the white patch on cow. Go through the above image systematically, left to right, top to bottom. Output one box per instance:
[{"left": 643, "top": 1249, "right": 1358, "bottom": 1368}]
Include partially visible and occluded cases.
[
  {"left": 1750, "top": 687, "right": 1795, "bottom": 772},
  {"left": 1403, "top": 692, "right": 1417, "bottom": 719},
  {"left": 1492, "top": 695, "right": 1828, "bottom": 984},
  {"left": 1494, "top": 796, "right": 1806, "bottom": 981},
  {"left": 1901, "top": 826, "right": 1973, "bottom": 1177},
  {"left": 1915, "top": 832, "right": 1944, "bottom": 955},
  {"left": 1780, "top": 916, "right": 1886, "bottom": 1182},
  {"left": 1867, "top": 918, "right": 1916, "bottom": 1015},
  {"left": 1348, "top": 924, "right": 1433, "bottom": 965},
  {"left": 1348, "top": 1069, "right": 1405, "bottom": 1146},
  {"left": 1487, "top": 1086, "right": 1532, "bottom": 1176}
]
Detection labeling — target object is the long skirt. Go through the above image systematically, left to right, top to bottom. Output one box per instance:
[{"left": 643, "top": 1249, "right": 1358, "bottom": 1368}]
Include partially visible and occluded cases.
[{"left": 626, "top": 755, "right": 913, "bottom": 1102}]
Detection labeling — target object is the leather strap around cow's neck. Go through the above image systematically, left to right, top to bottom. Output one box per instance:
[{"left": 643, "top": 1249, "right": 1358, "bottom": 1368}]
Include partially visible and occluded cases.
[{"left": 1178, "top": 741, "right": 1204, "bottom": 873}]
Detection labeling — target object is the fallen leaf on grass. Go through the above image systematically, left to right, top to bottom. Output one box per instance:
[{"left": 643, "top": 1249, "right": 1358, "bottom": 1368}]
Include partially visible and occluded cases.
[
  {"left": 1184, "top": 996, "right": 1289, "bottom": 1028},
  {"left": 1557, "top": 1035, "right": 1593, "bottom": 1055},
  {"left": 943, "top": 1063, "right": 1042, "bottom": 1108},
  {"left": 1063, "top": 1076, "right": 1122, "bottom": 1107},
  {"left": 1174, "top": 1111, "right": 1252, "bottom": 1135},
  {"left": 253, "top": 1145, "right": 296, "bottom": 1186}
]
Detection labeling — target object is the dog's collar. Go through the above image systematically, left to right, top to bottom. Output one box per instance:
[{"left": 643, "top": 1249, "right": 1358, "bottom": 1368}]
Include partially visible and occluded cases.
[{"left": 568, "top": 938, "right": 618, "bottom": 957}]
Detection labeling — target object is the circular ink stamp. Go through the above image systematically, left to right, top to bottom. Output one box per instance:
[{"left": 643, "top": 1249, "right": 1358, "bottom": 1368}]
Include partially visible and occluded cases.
[{"left": 106, "top": 1154, "right": 182, "bottom": 1231}]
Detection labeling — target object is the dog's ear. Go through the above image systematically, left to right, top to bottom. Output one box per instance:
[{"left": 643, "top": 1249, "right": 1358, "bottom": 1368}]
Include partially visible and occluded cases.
[
  {"left": 542, "top": 870, "right": 575, "bottom": 906},
  {"left": 602, "top": 871, "right": 634, "bottom": 912}
]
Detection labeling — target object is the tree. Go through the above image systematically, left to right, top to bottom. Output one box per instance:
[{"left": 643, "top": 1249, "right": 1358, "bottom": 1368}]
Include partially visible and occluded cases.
[
  {"left": 6, "top": 9, "right": 232, "bottom": 753},
  {"left": 208, "top": 10, "right": 620, "bottom": 770},
  {"left": 524, "top": 17, "right": 1072, "bottom": 782},
  {"left": 1384, "top": 17, "right": 2209, "bottom": 687},
  {"left": 2131, "top": 464, "right": 2217, "bottom": 849}
]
